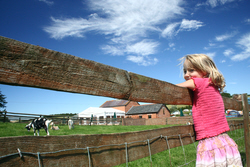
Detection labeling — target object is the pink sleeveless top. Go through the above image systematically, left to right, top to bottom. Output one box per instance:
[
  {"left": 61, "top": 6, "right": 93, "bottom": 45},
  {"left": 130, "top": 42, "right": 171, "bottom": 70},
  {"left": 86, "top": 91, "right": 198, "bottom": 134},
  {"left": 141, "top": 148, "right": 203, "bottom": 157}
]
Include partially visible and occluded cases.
[{"left": 192, "top": 77, "right": 230, "bottom": 140}]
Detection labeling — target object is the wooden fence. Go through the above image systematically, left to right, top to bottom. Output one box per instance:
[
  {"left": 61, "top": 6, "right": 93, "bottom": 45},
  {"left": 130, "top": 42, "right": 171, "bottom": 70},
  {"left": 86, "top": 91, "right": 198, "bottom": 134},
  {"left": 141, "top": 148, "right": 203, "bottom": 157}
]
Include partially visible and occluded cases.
[
  {"left": 0, "top": 36, "right": 249, "bottom": 166},
  {"left": 0, "top": 36, "right": 244, "bottom": 109},
  {"left": 0, "top": 110, "right": 194, "bottom": 126},
  {"left": 0, "top": 111, "right": 124, "bottom": 126}
]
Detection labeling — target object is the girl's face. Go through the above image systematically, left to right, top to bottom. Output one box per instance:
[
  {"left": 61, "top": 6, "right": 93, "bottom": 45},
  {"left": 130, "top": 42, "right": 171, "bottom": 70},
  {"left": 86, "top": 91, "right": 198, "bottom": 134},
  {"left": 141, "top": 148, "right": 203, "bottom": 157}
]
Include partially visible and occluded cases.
[{"left": 183, "top": 60, "right": 206, "bottom": 81}]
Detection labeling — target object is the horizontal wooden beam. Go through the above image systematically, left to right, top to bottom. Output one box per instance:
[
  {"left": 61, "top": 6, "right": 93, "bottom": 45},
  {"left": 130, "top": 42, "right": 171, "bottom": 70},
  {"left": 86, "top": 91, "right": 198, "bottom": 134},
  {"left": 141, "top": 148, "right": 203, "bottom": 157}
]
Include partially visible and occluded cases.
[{"left": 0, "top": 36, "right": 244, "bottom": 110}]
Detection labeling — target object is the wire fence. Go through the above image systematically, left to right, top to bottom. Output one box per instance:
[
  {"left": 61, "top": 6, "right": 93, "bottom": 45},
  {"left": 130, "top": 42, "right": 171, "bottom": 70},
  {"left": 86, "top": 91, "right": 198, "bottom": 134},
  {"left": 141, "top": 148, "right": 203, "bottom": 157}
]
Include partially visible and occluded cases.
[
  {"left": 0, "top": 123, "right": 246, "bottom": 167},
  {"left": 228, "top": 123, "right": 246, "bottom": 165}
]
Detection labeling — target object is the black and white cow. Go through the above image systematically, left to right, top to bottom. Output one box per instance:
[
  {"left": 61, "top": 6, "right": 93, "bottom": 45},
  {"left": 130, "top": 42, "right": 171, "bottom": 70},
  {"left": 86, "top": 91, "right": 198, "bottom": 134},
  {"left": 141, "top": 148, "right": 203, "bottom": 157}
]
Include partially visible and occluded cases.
[{"left": 25, "top": 118, "right": 52, "bottom": 136}]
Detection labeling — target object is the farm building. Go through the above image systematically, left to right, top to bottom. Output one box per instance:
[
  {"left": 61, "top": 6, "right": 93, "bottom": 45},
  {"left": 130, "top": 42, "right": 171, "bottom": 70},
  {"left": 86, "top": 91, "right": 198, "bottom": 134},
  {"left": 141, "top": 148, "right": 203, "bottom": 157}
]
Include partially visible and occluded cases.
[
  {"left": 100, "top": 100, "right": 140, "bottom": 113},
  {"left": 126, "top": 104, "right": 171, "bottom": 119},
  {"left": 77, "top": 107, "right": 125, "bottom": 125},
  {"left": 78, "top": 107, "right": 125, "bottom": 118}
]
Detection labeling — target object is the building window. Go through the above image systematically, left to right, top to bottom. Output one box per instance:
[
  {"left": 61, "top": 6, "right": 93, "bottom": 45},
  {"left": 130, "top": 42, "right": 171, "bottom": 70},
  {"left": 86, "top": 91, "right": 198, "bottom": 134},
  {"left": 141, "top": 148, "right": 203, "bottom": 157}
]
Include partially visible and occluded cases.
[
  {"left": 163, "top": 108, "right": 165, "bottom": 115},
  {"left": 148, "top": 115, "right": 151, "bottom": 119},
  {"left": 139, "top": 116, "right": 142, "bottom": 119}
]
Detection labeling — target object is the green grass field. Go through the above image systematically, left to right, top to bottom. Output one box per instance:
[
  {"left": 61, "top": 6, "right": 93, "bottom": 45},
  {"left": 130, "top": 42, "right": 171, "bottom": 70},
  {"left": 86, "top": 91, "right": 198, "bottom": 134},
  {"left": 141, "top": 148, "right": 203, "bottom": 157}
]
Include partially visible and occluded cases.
[
  {"left": 0, "top": 122, "right": 247, "bottom": 166},
  {"left": 0, "top": 122, "right": 176, "bottom": 137}
]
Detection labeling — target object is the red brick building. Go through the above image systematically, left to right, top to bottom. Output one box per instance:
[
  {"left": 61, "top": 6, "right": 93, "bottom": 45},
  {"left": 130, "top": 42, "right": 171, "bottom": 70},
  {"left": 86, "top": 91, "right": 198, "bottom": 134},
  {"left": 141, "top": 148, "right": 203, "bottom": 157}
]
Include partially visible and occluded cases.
[
  {"left": 100, "top": 100, "right": 140, "bottom": 113},
  {"left": 126, "top": 104, "right": 171, "bottom": 119}
]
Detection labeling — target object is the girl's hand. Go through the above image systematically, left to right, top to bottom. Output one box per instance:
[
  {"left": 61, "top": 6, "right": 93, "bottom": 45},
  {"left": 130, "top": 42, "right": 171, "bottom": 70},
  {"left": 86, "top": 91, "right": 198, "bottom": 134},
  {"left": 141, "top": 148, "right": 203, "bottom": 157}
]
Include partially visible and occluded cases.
[{"left": 176, "top": 79, "right": 195, "bottom": 90}]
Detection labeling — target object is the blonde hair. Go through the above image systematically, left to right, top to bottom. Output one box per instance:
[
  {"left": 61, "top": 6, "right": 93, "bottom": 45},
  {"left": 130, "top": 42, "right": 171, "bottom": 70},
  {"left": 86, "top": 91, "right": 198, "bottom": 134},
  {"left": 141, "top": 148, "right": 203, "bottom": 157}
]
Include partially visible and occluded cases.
[{"left": 179, "top": 54, "right": 225, "bottom": 92}]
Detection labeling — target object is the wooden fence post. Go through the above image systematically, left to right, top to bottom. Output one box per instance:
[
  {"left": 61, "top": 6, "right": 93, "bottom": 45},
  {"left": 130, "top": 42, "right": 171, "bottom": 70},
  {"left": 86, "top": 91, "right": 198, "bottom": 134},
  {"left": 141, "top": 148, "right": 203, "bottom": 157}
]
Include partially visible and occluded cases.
[
  {"left": 242, "top": 93, "right": 250, "bottom": 166},
  {"left": 3, "top": 110, "right": 7, "bottom": 123}
]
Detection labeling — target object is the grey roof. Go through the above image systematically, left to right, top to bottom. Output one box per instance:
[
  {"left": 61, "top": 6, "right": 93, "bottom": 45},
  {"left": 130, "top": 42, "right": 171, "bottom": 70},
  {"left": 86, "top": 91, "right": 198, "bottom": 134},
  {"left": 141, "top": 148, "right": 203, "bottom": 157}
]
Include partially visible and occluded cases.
[
  {"left": 100, "top": 100, "right": 130, "bottom": 108},
  {"left": 126, "top": 104, "right": 166, "bottom": 115}
]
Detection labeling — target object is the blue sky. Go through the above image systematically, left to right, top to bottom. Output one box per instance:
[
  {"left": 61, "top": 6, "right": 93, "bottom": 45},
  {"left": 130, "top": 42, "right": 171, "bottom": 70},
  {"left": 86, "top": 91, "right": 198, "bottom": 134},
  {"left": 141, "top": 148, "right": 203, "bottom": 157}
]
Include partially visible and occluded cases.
[{"left": 0, "top": 0, "right": 250, "bottom": 115}]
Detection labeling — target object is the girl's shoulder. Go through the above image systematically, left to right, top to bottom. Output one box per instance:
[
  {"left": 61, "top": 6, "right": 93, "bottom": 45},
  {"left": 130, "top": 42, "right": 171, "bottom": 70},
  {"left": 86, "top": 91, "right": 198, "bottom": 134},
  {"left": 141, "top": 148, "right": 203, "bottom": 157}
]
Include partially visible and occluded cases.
[
  {"left": 192, "top": 77, "right": 213, "bottom": 90},
  {"left": 192, "top": 77, "right": 210, "bottom": 83}
]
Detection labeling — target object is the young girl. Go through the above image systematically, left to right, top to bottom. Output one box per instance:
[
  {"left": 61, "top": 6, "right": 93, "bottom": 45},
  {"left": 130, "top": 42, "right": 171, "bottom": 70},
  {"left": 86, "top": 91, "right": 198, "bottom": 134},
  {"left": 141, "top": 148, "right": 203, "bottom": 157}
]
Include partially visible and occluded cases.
[{"left": 177, "top": 54, "right": 242, "bottom": 167}]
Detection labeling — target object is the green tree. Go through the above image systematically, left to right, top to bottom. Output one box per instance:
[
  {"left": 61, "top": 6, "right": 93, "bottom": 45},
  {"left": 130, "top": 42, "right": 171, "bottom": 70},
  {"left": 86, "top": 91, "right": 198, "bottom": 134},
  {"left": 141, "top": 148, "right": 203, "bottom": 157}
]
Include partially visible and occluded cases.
[
  {"left": 0, "top": 90, "right": 7, "bottom": 110},
  {"left": 221, "top": 91, "right": 232, "bottom": 98},
  {"left": 169, "top": 105, "right": 178, "bottom": 114}
]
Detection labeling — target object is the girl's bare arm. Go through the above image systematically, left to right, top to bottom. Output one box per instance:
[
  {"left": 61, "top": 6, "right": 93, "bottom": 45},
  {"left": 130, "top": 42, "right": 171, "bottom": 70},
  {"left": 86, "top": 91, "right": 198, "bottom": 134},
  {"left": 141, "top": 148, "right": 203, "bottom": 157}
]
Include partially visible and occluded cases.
[{"left": 176, "top": 79, "right": 195, "bottom": 90}]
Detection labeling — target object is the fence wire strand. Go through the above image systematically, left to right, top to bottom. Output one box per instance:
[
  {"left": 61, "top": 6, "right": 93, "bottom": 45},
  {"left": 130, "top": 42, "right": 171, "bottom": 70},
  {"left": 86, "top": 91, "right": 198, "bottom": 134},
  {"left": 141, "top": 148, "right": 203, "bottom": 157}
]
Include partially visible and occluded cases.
[
  {"left": 178, "top": 134, "right": 187, "bottom": 166},
  {"left": 165, "top": 136, "right": 172, "bottom": 167},
  {"left": 147, "top": 139, "right": 152, "bottom": 167},
  {"left": 125, "top": 142, "right": 128, "bottom": 167},
  {"left": 87, "top": 147, "right": 91, "bottom": 167},
  {"left": 37, "top": 152, "right": 41, "bottom": 167}
]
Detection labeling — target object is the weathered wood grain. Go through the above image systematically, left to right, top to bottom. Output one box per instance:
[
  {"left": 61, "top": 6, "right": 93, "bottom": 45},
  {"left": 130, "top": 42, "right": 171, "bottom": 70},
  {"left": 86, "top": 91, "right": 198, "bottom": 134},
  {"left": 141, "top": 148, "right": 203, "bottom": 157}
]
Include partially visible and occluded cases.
[
  {"left": 0, "top": 36, "right": 244, "bottom": 110},
  {"left": 242, "top": 94, "right": 250, "bottom": 166}
]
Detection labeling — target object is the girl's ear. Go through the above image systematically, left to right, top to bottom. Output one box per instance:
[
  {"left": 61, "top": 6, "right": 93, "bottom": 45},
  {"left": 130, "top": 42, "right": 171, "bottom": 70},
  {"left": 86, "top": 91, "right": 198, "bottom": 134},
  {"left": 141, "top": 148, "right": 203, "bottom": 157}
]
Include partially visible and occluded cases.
[{"left": 202, "top": 72, "right": 209, "bottom": 78}]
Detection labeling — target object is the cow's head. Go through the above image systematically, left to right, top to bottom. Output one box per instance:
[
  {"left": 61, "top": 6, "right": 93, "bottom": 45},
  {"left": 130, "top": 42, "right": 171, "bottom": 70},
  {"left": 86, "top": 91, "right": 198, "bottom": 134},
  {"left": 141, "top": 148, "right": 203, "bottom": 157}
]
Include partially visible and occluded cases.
[
  {"left": 46, "top": 119, "right": 52, "bottom": 124},
  {"left": 25, "top": 123, "right": 31, "bottom": 131}
]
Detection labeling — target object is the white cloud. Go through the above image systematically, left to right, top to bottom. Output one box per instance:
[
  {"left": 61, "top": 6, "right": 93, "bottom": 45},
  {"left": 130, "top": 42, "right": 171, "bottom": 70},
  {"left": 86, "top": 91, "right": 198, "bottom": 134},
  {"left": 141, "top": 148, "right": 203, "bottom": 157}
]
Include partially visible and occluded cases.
[
  {"left": 39, "top": 0, "right": 54, "bottom": 6},
  {"left": 44, "top": 0, "right": 185, "bottom": 66},
  {"left": 44, "top": 0, "right": 185, "bottom": 40},
  {"left": 196, "top": 0, "right": 238, "bottom": 11},
  {"left": 206, "top": 0, "right": 236, "bottom": 8},
  {"left": 207, "top": 0, "right": 218, "bottom": 8},
  {"left": 44, "top": 17, "right": 91, "bottom": 39},
  {"left": 244, "top": 18, "right": 250, "bottom": 24},
  {"left": 161, "top": 19, "right": 204, "bottom": 38},
  {"left": 178, "top": 19, "right": 204, "bottom": 31},
  {"left": 161, "top": 23, "right": 180, "bottom": 38},
  {"left": 215, "top": 31, "right": 237, "bottom": 42},
  {"left": 231, "top": 32, "right": 250, "bottom": 61},
  {"left": 102, "top": 40, "right": 159, "bottom": 65},
  {"left": 102, "top": 40, "right": 159, "bottom": 56},
  {"left": 126, "top": 40, "right": 159, "bottom": 56},
  {"left": 204, "top": 42, "right": 225, "bottom": 50},
  {"left": 204, "top": 42, "right": 215, "bottom": 50},
  {"left": 165, "top": 43, "right": 176, "bottom": 51},
  {"left": 169, "top": 43, "right": 175, "bottom": 48},
  {"left": 209, "top": 43, "right": 215, "bottom": 47},
  {"left": 101, "top": 45, "right": 125, "bottom": 56},
  {"left": 204, "top": 47, "right": 209, "bottom": 50},
  {"left": 223, "top": 49, "right": 234, "bottom": 56},
  {"left": 206, "top": 52, "right": 216, "bottom": 59},
  {"left": 231, "top": 53, "right": 250, "bottom": 61},
  {"left": 127, "top": 56, "right": 158, "bottom": 66},
  {"left": 127, "top": 56, "right": 144, "bottom": 64},
  {"left": 221, "top": 60, "right": 226, "bottom": 63}
]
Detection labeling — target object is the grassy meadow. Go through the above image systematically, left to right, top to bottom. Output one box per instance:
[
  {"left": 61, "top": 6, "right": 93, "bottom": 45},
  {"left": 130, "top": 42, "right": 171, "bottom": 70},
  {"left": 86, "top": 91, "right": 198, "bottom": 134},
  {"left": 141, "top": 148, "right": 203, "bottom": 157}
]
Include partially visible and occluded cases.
[{"left": 0, "top": 122, "right": 175, "bottom": 137}]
